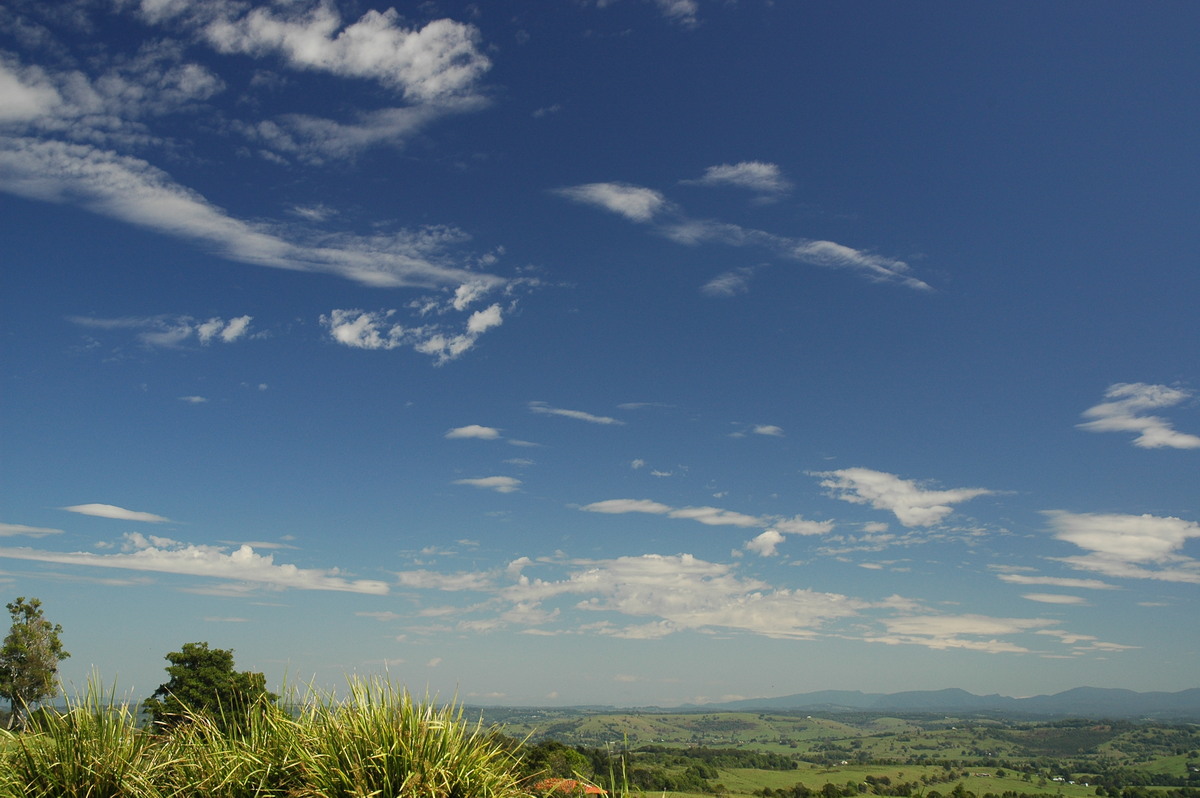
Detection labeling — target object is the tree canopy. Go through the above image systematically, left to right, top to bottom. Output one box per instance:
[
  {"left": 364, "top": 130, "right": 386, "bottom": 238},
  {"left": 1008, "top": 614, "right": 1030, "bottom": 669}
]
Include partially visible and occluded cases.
[
  {"left": 0, "top": 596, "right": 70, "bottom": 730},
  {"left": 142, "top": 641, "right": 276, "bottom": 731}
]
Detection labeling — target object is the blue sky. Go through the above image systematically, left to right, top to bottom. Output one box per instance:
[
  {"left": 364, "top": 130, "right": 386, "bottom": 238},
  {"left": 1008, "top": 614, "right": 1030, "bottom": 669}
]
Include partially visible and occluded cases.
[{"left": 1, "top": 0, "right": 1198, "bottom": 708}]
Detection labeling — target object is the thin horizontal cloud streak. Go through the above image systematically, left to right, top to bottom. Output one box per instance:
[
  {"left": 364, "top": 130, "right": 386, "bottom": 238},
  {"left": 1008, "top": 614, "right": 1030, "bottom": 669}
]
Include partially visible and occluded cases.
[
  {"left": 557, "top": 179, "right": 930, "bottom": 290},
  {"left": 529, "top": 402, "right": 624, "bottom": 425},
  {"left": 61, "top": 503, "right": 171, "bottom": 523},
  {"left": 0, "top": 532, "right": 388, "bottom": 594}
]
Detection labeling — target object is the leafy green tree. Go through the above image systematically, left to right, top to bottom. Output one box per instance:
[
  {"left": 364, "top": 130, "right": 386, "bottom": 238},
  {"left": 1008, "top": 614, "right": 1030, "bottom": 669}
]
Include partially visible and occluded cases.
[
  {"left": 0, "top": 596, "right": 70, "bottom": 730},
  {"left": 142, "top": 641, "right": 276, "bottom": 732}
]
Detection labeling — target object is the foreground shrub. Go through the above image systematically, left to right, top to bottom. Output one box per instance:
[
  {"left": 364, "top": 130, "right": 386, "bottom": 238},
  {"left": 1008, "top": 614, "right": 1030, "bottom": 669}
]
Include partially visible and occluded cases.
[
  {"left": 0, "top": 675, "right": 531, "bottom": 798},
  {"left": 294, "top": 677, "right": 527, "bottom": 798},
  {"left": 0, "top": 680, "right": 168, "bottom": 798}
]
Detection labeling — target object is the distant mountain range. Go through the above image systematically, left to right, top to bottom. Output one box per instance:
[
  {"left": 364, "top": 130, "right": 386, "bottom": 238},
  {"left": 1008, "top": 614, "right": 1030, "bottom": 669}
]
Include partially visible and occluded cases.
[{"left": 697, "top": 687, "right": 1200, "bottom": 719}]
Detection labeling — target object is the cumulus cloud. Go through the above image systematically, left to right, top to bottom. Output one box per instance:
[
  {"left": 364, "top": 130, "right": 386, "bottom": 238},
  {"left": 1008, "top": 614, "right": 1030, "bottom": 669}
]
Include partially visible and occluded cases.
[
  {"left": 195, "top": 9, "right": 490, "bottom": 103},
  {"left": 686, "top": 161, "right": 792, "bottom": 194},
  {"left": 321, "top": 301, "right": 505, "bottom": 365},
  {"left": 70, "top": 314, "right": 254, "bottom": 348},
  {"left": 1077, "top": 383, "right": 1200, "bottom": 449},
  {"left": 528, "top": 402, "right": 624, "bottom": 425},
  {"left": 752, "top": 424, "right": 783, "bottom": 437},
  {"left": 445, "top": 425, "right": 502, "bottom": 440},
  {"left": 813, "top": 468, "right": 993, "bottom": 527},
  {"left": 453, "top": 476, "right": 522, "bottom": 493},
  {"left": 61, "top": 503, "right": 171, "bottom": 523},
  {"left": 1044, "top": 510, "right": 1200, "bottom": 583},
  {"left": 744, "top": 529, "right": 785, "bottom": 557},
  {"left": 0, "top": 532, "right": 388, "bottom": 594},
  {"left": 504, "top": 553, "right": 865, "bottom": 639}
]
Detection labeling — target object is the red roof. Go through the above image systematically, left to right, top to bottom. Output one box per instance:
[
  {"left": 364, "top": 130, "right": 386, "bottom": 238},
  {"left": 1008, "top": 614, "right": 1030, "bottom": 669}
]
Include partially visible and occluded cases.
[{"left": 533, "top": 779, "right": 607, "bottom": 795}]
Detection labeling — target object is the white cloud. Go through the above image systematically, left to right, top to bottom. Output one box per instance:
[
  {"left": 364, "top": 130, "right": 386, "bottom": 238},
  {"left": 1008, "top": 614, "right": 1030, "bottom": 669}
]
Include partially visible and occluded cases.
[
  {"left": 654, "top": 0, "right": 700, "bottom": 27},
  {"left": 197, "top": 9, "right": 490, "bottom": 103},
  {"left": 0, "top": 59, "right": 62, "bottom": 122},
  {"left": 0, "top": 139, "right": 503, "bottom": 289},
  {"left": 687, "top": 162, "right": 792, "bottom": 194},
  {"left": 558, "top": 179, "right": 930, "bottom": 290},
  {"left": 555, "top": 182, "right": 667, "bottom": 223},
  {"left": 701, "top": 267, "right": 755, "bottom": 297},
  {"left": 321, "top": 302, "right": 505, "bottom": 365},
  {"left": 69, "top": 314, "right": 254, "bottom": 348},
  {"left": 1077, "top": 383, "right": 1200, "bottom": 449},
  {"left": 179, "top": 395, "right": 208, "bottom": 404},
  {"left": 528, "top": 401, "right": 624, "bottom": 425},
  {"left": 752, "top": 424, "right": 783, "bottom": 437},
  {"left": 445, "top": 425, "right": 502, "bottom": 440},
  {"left": 630, "top": 459, "right": 646, "bottom": 469},
  {"left": 813, "top": 468, "right": 993, "bottom": 527},
  {"left": 453, "top": 476, "right": 522, "bottom": 494},
  {"left": 581, "top": 498, "right": 832, "bottom": 536},
  {"left": 580, "top": 499, "right": 673, "bottom": 515},
  {"left": 61, "top": 503, "right": 171, "bottom": 523},
  {"left": 1045, "top": 510, "right": 1200, "bottom": 583},
  {"left": 772, "top": 516, "right": 835, "bottom": 536},
  {"left": 0, "top": 523, "right": 64, "bottom": 538},
  {"left": 744, "top": 529, "right": 785, "bottom": 557},
  {"left": 0, "top": 532, "right": 388, "bottom": 594},
  {"left": 504, "top": 553, "right": 864, "bottom": 639},
  {"left": 396, "top": 570, "right": 494, "bottom": 590},
  {"left": 996, "top": 573, "right": 1119, "bottom": 590},
  {"left": 1022, "top": 593, "right": 1089, "bottom": 605},
  {"left": 870, "top": 613, "right": 1058, "bottom": 654}
]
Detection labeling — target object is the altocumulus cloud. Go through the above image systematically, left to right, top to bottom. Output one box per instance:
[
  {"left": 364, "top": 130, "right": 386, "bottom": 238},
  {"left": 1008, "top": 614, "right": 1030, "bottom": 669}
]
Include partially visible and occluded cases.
[
  {"left": 1077, "top": 383, "right": 1200, "bottom": 449},
  {"left": 813, "top": 468, "right": 993, "bottom": 527},
  {"left": 1044, "top": 510, "right": 1200, "bottom": 584}
]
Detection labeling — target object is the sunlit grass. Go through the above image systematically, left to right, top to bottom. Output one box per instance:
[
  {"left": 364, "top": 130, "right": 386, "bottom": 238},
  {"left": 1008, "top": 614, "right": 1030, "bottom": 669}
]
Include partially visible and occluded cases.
[{"left": 0, "top": 675, "right": 531, "bottom": 798}]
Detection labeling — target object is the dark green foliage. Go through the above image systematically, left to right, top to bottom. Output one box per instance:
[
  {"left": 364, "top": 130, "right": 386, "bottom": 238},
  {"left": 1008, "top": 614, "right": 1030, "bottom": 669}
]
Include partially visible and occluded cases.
[
  {"left": 0, "top": 597, "right": 69, "bottom": 730},
  {"left": 142, "top": 642, "right": 277, "bottom": 732}
]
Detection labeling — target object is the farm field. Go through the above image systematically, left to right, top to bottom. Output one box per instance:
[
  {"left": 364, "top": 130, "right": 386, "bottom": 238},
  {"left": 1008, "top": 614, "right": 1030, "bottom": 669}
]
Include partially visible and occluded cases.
[{"left": 482, "top": 708, "right": 1200, "bottom": 798}]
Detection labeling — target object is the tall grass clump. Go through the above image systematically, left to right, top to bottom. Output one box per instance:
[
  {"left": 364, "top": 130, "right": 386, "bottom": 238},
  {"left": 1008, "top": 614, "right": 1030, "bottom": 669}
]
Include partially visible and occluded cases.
[
  {"left": 294, "top": 676, "right": 528, "bottom": 798},
  {"left": 0, "top": 677, "right": 169, "bottom": 798},
  {"left": 158, "top": 693, "right": 305, "bottom": 798}
]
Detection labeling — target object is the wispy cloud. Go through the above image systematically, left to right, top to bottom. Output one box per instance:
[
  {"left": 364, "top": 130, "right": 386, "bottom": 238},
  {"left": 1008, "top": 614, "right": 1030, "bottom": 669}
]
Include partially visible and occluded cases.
[
  {"left": 685, "top": 161, "right": 792, "bottom": 195},
  {"left": 557, "top": 178, "right": 929, "bottom": 290},
  {"left": 701, "top": 266, "right": 755, "bottom": 297},
  {"left": 1078, "top": 383, "right": 1200, "bottom": 449},
  {"left": 528, "top": 402, "right": 624, "bottom": 425},
  {"left": 812, "top": 468, "right": 993, "bottom": 527},
  {"left": 580, "top": 498, "right": 832, "bottom": 538},
  {"left": 61, "top": 503, "right": 171, "bottom": 523},
  {"left": 1045, "top": 510, "right": 1200, "bottom": 584},
  {"left": 0, "top": 522, "right": 64, "bottom": 538},
  {"left": 0, "top": 532, "right": 388, "bottom": 594},
  {"left": 995, "top": 573, "right": 1120, "bottom": 590},
  {"left": 868, "top": 613, "right": 1058, "bottom": 654}
]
